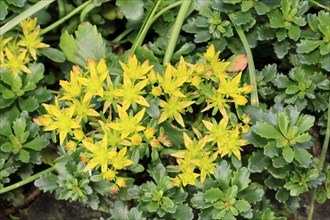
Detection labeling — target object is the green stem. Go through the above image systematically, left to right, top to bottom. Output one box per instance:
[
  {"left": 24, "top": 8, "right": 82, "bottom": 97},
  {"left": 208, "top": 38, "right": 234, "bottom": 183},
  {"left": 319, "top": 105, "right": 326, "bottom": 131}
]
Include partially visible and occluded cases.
[
  {"left": 0, "top": 0, "right": 56, "bottom": 35},
  {"left": 57, "top": 0, "right": 66, "bottom": 18},
  {"left": 130, "top": 0, "right": 162, "bottom": 56},
  {"left": 163, "top": 0, "right": 191, "bottom": 65},
  {"left": 308, "top": 0, "right": 330, "bottom": 11},
  {"left": 40, "top": 1, "right": 91, "bottom": 35},
  {"left": 150, "top": 1, "right": 183, "bottom": 24},
  {"left": 80, "top": 2, "right": 97, "bottom": 22},
  {"left": 228, "top": 14, "right": 259, "bottom": 107},
  {"left": 111, "top": 28, "right": 134, "bottom": 43},
  {"left": 307, "top": 95, "right": 330, "bottom": 220},
  {"left": 0, "top": 167, "right": 55, "bottom": 195}
]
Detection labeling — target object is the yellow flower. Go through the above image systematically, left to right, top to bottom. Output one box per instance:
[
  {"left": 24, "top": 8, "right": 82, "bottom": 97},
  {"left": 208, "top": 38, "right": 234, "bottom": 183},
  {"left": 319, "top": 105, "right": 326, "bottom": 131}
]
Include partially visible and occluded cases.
[
  {"left": 20, "top": 17, "right": 38, "bottom": 35},
  {"left": 18, "top": 23, "right": 49, "bottom": 60},
  {"left": 0, "top": 36, "right": 12, "bottom": 63},
  {"left": 203, "top": 44, "right": 230, "bottom": 80},
  {"left": 0, "top": 48, "right": 31, "bottom": 76},
  {"left": 119, "top": 55, "right": 153, "bottom": 81},
  {"left": 173, "top": 57, "right": 195, "bottom": 79},
  {"left": 80, "top": 58, "right": 108, "bottom": 102},
  {"left": 157, "top": 64, "right": 188, "bottom": 97},
  {"left": 60, "top": 66, "right": 83, "bottom": 100},
  {"left": 217, "top": 72, "right": 254, "bottom": 105},
  {"left": 99, "top": 75, "right": 115, "bottom": 113},
  {"left": 112, "top": 75, "right": 149, "bottom": 109},
  {"left": 202, "top": 87, "right": 229, "bottom": 119},
  {"left": 72, "top": 96, "right": 100, "bottom": 123},
  {"left": 34, "top": 97, "right": 80, "bottom": 144},
  {"left": 158, "top": 97, "right": 195, "bottom": 127},
  {"left": 107, "top": 106, "right": 146, "bottom": 139},
  {"left": 202, "top": 118, "right": 229, "bottom": 148},
  {"left": 219, "top": 127, "right": 247, "bottom": 160},
  {"left": 82, "top": 135, "right": 116, "bottom": 173},
  {"left": 111, "top": 147, "right": 133, "bottom": 170},
  {"left": 191, "top": 152, "right": 217, "bottom": 183},
  {"left": 178, "top": 168, "right": 199, "bottom": 187},
  {"left": 103, "top": 169, "right": 116, "bottom": 181}
]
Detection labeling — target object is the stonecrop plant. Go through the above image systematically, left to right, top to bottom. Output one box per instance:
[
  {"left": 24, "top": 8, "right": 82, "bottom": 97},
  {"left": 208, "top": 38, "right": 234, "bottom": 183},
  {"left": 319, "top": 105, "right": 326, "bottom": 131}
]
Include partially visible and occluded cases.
[
  {"left": 1, "top": 0, "right": 329, "bottom": 219},
  {"left": 34, "top": 44, "right": 253, "bottom": 190}
]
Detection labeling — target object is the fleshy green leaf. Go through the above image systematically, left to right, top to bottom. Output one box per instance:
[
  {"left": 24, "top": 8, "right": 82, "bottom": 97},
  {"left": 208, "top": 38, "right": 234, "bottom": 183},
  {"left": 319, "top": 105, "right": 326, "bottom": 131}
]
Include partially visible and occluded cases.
[
  {"left": 116, "top": 0, "right": 144, "bottom": 21},
  {"left": 0, "top": 2, "right": 8, "bottom": 20},
  {"left": 59, "top": 22, "right": 106, "bottom": 66},
  {"left": 296, "top": 40, "right": 321, "bottom": 54},
  {"left": 39, "top": 48, "right": 66, "bottom": 63},
  {"left": 253, "top": 121, "right": 283, "bottom": 139},
  {"left": 23, "top": 136, "right": 49, "bottom": 151},
  {"left": 282, "top": 146, "right": 294, "bottom": 163},
  {"left": 294, "top": 147, "right": 312, "bottom": 167},
  {"left": 248, "top": 151, "right": 270, "bottom": 173},
  {"left": 232, "top": 167, "right": 250, "bottom": 191},
  {"left": 238, "top": 186, "right": 264, "bottom": 203},
  {"left": 204, "top": 188, "right": 223, "bottom": 203},
  {"left": 234, "top": 200, "right": 250, "bottom": 212},
  {"left": 173, "top": 204, "right": 193, "bottom": 220}
]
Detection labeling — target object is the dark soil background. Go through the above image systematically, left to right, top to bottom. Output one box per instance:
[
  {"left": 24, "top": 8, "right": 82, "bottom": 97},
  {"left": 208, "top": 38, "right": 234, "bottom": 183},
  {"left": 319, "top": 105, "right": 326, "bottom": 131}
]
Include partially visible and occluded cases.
[{"left": 0, "top": 187, "right": 329, "bottom": 220}]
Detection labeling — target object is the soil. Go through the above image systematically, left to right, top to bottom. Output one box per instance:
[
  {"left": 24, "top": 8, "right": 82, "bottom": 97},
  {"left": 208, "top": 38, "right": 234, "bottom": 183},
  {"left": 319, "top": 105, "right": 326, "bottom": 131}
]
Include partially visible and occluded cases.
[{"left": 0, "top": 187, "right": 329, "bottom": 220}]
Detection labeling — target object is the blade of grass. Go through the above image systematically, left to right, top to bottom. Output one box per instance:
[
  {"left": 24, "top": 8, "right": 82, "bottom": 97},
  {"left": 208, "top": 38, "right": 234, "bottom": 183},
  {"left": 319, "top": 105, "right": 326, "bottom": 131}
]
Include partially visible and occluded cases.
[
  {"left": 0, "top": 0, "right": 56, "bottom": 35},
  {"left": 130, "top": 0, "right": 162, "bottom": 56},
  {"left": 163, "top": 0, "right": 191, "bottom": 65},
  {"left": 41, "top": 1, "right": 91, "bottom": 35},
  {"left": 228, "top": 13, "right": 259, "bottom": 107},
  {"left": 308, "top": 95, "right": 330, "bottom": 220},
  {"left": 0, "top": 167, "right": 55, "bottom": 195}
]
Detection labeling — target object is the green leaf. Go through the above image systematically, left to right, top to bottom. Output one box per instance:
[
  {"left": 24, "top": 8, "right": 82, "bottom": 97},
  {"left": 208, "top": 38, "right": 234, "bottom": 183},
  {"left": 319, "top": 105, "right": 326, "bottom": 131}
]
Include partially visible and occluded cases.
[
  {"left": 8, "top": 0, "right": 25, "bottom": 7},
  {"left": 116, "top": 0, "right": 144, "bottom": 21},
  {"left": 0, "top": 1, "right": 8, "bottom": 20},
  {"left": 254, "top": 2, "right": 270, "bottom": 15},
  {"left": 317, "top": 11, "right": 330, "bottom": 36},
  {"left": 59, "top": 22, "right": 106, "bottom": 66},
  {"left": 288, "top": 25, "right": 300, "bottom": 41},
  {"left": 194, "top": 30, "right": 211, "bottom": 43},
  {"left": 296, "top": 40, "right": 321, "bottom": 54},
  {"left": 274, "top": 41, "right": 289, "bottom": 59},
  {"left": 135, "top": 46, "right": 159, "bottom": 64},
  {"left": 39, "top": 48, "right": 66, "bottom": 63},
  {"left": 321, "top": 54, "right": 330, "bottom": 71},
  {"left": 24, "top": 63, "right": 45, "bottom": 87},
  {"left": 19, "top": 97, "right": 39, "bottom": 112},
  {"left": 146, "top": 99, "right": 160, "bottom": 118},
  {"left": 278, "top": 112, "right": 289, "bottom": 136},
  {"left": 296, "top": 114, "right": 315, "bottom": 134},
  {"left": 13, "top": 117, "right": 27, "bottom": 140},
  {"left": 0, "top": 118, "right": 12, "bottom": 137},
  {"left": 253, "top": 121, "right": 283, "bottom": 139},
  {"left": 23, "top": 136, "right": 49, "bottom": 151},
  {"left": 264, "top": 141, "right": 279, "bottom": 158},
  {"left": 282, "top": 146, "right": 294, "bottom": 163},
  {"left": 294, "top": 147, "right": 312, "bottom": 167},
  {"left": 19, "top": 149, "right": 30, "bottom": 163},
  {"left": 248, "top": 151, "right": 270, "bottom": 173},
  {"left": 214, "top": 161, "right": 232, "bottom": 190},
  {"left": 232, "top": 167, "right": 250, "bottom": 191},
  {"left": 34, "top": 173, "right": 58, "bottom": 192},
  {"left": 284, "top": 181, "right": 305, "bottom": 196},
  {"left": 238, "top": 186, "right": 264, "bottom": 203},
  {"left": 204, "top": 188, "right": 223, "bottom": 203},
  {"left": 275, "top": 188, "right": 289, "bottom": 202},
  {"left": 316, "top": 188, "right": 328, "bottom": 204},
  {"left": 191, "top": 192, "right": 210, "bottom": 209},
  {"left": 162, "top": 196, "right": 175, "bottom": 210},
  {"left": 110, "top": 200, "right": 130, "bottom": 219},
  {"left": 234, "top": 200, "right": 250, "bottom": 212},
  {"left": 147, "top": 201, "right": 159, "bottom": 212},
  {"left": 173, "top": 204, "right": 194, "bottom": 220}
]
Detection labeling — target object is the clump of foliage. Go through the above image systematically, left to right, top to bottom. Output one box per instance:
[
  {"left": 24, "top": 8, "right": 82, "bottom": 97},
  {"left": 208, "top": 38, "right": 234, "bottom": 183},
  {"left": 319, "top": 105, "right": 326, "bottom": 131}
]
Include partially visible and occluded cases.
[{"left": 0, "top": 0, "right": 329, "bottom": 219}]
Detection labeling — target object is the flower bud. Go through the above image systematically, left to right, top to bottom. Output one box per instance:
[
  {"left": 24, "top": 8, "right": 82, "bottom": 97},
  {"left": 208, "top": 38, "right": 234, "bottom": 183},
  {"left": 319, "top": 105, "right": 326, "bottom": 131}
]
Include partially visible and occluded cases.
[
  {"left": 148, "top": 69, "right": 157, "bottom": 84},
  {"left": 151, "top": 86, "right": 162, "bottom": 97},
  {"left": 144, "top": 127, "right": 156, "bottom": 139},
  {"left": 73, "top": 129, "right": 84, "bottom": 141},
  {"left": 131, "top": 134, "right": 142, "bottom": 145},
  {"left": 150, "top": 139, "right": 160, "bottom": 148},
  {"left": 65, "top": 141, "right": 77, "bottom": 151},
  {"left": 103, "top": 169, "right": 116, "bottom": 181},
  {"left": 116, "top": 177, "right": 127, "bottom": 188}
]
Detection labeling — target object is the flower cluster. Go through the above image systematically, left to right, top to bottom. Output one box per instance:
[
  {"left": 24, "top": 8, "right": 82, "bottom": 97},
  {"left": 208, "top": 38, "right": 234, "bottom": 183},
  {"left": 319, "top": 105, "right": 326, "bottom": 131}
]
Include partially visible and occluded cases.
[
  {"left": 0, "top": 18, "right": 49, "bottom": 76},
  {"left": 35, "top": 44, "right": 253, "bottom": 189}
]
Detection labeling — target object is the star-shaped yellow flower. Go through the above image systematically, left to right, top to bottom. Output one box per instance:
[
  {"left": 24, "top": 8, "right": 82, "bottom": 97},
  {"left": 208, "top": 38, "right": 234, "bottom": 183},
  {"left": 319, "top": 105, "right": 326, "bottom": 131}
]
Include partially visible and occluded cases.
[
  {"left": 0, "top": 48, "right": 31, "bottom": 76},
  {"left": 119, "top": 55, "right": 153, "bottom": 81},
  {"left": 158, "top": 97, "right": 195, "bottom": 127},
  {"left": 107, "top": 106, "right": 146, "bottom": 139}
]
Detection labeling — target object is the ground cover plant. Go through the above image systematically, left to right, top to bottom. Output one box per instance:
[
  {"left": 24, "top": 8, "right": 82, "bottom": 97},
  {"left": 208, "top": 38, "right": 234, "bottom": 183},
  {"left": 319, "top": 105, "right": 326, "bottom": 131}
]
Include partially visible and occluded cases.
[{"left": 0, "top": 0, "right": 329, "bottom": 219}]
